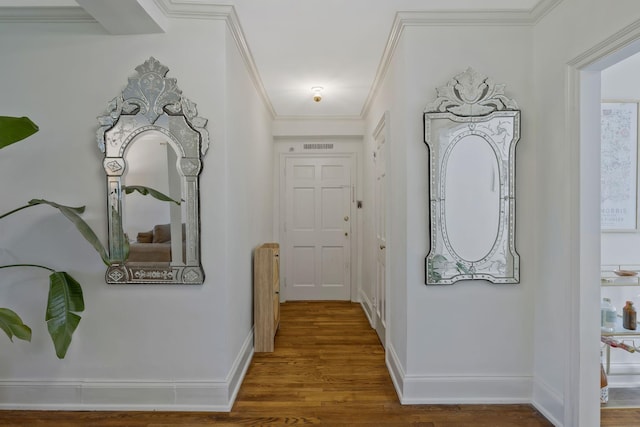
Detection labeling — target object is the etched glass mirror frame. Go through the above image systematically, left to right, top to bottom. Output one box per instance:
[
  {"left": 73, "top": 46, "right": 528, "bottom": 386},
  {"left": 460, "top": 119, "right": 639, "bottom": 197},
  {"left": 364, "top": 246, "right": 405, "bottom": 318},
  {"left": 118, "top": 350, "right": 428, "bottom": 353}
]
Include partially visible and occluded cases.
[
  {"left": 97, "top": 57, "right": 209, "bottom": 284},
  {"left": 424, "top": 68, "right": 520, "bottom": 285}
]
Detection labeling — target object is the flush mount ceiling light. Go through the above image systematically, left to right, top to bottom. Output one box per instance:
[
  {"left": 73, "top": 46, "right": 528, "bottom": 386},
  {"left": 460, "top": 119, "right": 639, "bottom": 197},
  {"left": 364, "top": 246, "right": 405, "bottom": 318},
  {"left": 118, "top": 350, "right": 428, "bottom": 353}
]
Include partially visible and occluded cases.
[{"left": 311, "top": 86, "right": 323, "bottom": 102}]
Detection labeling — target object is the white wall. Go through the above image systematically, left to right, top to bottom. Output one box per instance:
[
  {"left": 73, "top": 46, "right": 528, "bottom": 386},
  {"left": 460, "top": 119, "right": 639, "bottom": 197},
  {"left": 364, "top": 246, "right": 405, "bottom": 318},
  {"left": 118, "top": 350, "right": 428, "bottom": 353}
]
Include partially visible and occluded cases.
[
  {"left": 533, "top": 1, "right": 640, "bottom": 425},
  {"left": 360, "top": 5, "right": 640, "bottom": 424},
  {"left": 0, "top": 15, "right": 272, "bottom": 410},
  {"left": 363, "top": 22, "right": 536, "bottom": 402},
  {"left": 224, "top": 23, "right": 274, "bottom": 378},
  {"left": 416, "top": 26, "right": 534, "bottom": 401},
  {"left": 363, "top": 34, "right": 410, "bottom": 383}
]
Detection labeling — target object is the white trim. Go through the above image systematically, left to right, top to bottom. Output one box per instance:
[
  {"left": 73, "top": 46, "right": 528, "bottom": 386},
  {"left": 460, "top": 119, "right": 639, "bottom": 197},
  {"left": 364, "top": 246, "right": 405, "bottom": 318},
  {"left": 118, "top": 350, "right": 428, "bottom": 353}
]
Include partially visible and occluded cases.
[
  {"left": 529, "top": 0, "right": 564, "bottom": 24},
  {"left": 0, "top": 1, "right": 562, "bottom": 121},
  {"left": 0, "top": 1, "right": 276, "bottom": 118},
  {"left": 155, "top": 1, "right": 276, "bottom": 118},
  {"left": 360, "top": 2, "right": 563, "bottom": 117},
  {"left": 0, "top": 6, "right": 93, "bottom": 22},
  {"left": 563, "top": 18, "right": 640, "bottom": 427},
  {"left": 568, "top": 19, "right": 640, "bottom": 70},
  {"left": 563, "top": 63, "right": 582, "bottom": 427},
  {"left": 275, "top": 115, "right": 363, "bottom": 122},
  {"left": 274, "top": 135, "right": 364, "bottom": 142},
  {"left": 359, "top": 290, "right": 375, "bottom": 327},
  {"left": 226, "top": 325, "right": 255, "bottom": 408},
  {"left": 0, "top": 328, "right": 254, "bottom": 411},
  {"left": 386, "top": 342, "right": 405, "bottom": 402},
  {"left": 387, "top": 343, "right": 531, "bottom": 405},
  {"left": 387, "top": 343, "right": 533, "bottom": 406},
  {"left": 401, "top": 375, "right": 532, "bottom": 404},
  {"left": 532, "top": 377, "right": 564, "bottom": 427},
  {"left": 0, "top": 380, "right": 229, "bottom": 411}
]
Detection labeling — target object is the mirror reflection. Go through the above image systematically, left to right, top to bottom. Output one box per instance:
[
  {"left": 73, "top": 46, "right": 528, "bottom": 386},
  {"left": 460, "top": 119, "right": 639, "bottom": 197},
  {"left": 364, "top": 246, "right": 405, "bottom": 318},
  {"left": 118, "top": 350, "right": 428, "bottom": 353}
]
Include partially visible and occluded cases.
[
  {"left": 97, "top": 57, "right": 209, "bottom": 284},
  {"left": 424, "top": 68, "right": 520, "bottom": 285},
  {"left": 124, "top": 133, "right": 185, "bottom": 265},
  {"left": 444, "top": 134, "right": 501, "bottom": 262}
]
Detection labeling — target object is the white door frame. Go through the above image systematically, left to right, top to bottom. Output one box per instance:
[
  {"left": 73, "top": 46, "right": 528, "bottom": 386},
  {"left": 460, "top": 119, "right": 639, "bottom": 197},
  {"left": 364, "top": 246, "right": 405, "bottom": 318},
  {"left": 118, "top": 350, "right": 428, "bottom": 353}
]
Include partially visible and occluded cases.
[
  {"left": 567, "top": 24, "right": 640, "bottom": 427},
  {"left": 278, "top": 151, "right": 358, "bottom": 302}
]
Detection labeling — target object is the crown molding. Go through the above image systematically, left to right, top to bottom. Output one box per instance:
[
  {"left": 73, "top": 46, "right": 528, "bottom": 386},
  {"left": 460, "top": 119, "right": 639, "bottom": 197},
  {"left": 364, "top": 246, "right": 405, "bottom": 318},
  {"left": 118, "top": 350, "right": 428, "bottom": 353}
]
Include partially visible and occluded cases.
[
  {"left": 0, "top": 0, "right": 276, "bottom": 119},
  {"left": 154, "top": 0, "right": 234, "bottom": 20},
  {"left": 155, "top": 0, "right": 276, "bottom": 118},
  {"left": 360, "top": 0, "right": 563, "bottom": 118},
  {"left": 529, "top": 0, "right": 563, "bottom": 24},
  {"left": 0, "top": 1, "right": 562, "bottom": 121},
  {"left": 0, "top": 6, "right": 94, "bottom": 23},
  {"left": 567, "top": 18, "right": 640, "bottom": 68},
  {"left": 274, "top": 115, "right": 364, "bottom": 122},
  {"left": 273, "top": 135, "right": 363, "bottom": 142}
]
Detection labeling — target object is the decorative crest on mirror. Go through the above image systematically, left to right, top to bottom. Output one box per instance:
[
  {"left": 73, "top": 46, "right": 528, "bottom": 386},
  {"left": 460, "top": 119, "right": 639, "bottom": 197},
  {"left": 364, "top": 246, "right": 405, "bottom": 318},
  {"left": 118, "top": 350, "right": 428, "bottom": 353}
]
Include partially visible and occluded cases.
[
  {"left": 97, "top": 57, "right": 209, "bottom": 284},
  {"left": 424, "top": 67, "right": 520, "bottom": 285},
  {"left": 425, "top": 67, "right": 519, "bottom": 116}
]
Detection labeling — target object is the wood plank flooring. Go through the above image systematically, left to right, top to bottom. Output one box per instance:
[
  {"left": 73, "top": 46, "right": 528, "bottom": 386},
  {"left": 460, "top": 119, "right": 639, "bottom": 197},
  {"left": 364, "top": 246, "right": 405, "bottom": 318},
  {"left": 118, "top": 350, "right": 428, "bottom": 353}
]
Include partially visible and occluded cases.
[{"left": 0, "top": 301, "right": 637, "bottom": 425}]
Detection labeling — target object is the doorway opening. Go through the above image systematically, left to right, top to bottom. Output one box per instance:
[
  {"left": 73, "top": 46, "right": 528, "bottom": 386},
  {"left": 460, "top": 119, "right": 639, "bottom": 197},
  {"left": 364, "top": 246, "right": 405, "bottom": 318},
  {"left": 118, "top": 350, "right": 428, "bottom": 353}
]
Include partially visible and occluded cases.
[
  {"left": 571, "top": 24, "right": 640, "bottom": 424},
  {"left": 599, "top": 51, "right": 640, "bottom": 408}
]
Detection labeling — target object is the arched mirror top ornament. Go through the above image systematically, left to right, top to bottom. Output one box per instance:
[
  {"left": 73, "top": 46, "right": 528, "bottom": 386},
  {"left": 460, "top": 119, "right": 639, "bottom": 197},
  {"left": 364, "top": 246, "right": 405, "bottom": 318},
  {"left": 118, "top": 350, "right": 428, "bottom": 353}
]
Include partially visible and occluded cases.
[
  {"left": 97, "top": 57, "right": 209, "bottom": 285},
  {"left": 424, "top": 68, "right": 520, "bottom": 285}
]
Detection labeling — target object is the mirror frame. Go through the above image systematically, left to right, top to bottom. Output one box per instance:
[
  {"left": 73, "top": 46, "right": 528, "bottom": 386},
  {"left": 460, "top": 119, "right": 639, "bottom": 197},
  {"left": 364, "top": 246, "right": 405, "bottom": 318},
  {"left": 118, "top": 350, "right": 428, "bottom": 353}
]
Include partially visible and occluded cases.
[
  {"left": 97, "top": 57, "right": 209, "bottom": 284},
  {"left": 423, "top": 68, "right": 520, "bottom": 285}
]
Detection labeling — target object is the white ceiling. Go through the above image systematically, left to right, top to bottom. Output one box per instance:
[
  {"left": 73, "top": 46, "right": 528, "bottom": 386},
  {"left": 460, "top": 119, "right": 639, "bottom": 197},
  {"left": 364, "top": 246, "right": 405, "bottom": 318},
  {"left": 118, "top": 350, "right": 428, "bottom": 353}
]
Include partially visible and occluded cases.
[{"left": 0, "top": 0, "right": 547, "bottom": 118}]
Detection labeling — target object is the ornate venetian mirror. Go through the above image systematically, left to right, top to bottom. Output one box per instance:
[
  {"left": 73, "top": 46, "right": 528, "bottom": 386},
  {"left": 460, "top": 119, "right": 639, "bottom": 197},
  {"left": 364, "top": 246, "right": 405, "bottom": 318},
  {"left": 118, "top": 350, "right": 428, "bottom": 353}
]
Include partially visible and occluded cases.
[
  {"left": 97, "top": 57, "right": 209, "bottom": 284},
  {"left": 424, "top": 68, "right": 520, "bottom": 285}
]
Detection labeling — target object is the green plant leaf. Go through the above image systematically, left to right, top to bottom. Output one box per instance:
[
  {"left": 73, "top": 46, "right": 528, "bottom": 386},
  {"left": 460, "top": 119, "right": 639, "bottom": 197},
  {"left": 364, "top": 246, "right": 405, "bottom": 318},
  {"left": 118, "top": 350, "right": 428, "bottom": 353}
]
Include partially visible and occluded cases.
[
  {"left": 0, "top": 116, "right": 39, "bottom": 149},
  {"left": 123, "top": 185, "right": 181, "bottom": 205},
  {"left": 27, "top": 199, "right": 110, "bottom": 266},
  {"left": 45, "top": 271, "right": 84, "bottom": 359},
  {"left": 0, "top": 308, "right": 32, "bottom": 342}
]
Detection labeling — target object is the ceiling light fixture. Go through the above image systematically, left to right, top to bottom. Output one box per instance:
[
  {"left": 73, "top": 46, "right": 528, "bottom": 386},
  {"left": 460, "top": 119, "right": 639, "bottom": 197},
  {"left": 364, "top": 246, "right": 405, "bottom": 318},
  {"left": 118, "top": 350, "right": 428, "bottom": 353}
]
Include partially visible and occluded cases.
[{"left": 311, "top": 86, "right": 323, "bottom": 102}]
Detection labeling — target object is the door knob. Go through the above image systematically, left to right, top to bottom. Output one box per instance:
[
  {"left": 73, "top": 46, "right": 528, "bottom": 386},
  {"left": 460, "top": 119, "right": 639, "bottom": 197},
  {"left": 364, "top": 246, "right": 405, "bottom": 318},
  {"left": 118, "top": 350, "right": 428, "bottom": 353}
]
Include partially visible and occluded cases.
[
  {"left": 344, "top": 216, "right": 349, "bottom": 221},
  {"left": 345, "top": 232, "right": 349, "bottom": 237},
  {"left": 380, "top": 245, "right": 386, "bottom": 250}
]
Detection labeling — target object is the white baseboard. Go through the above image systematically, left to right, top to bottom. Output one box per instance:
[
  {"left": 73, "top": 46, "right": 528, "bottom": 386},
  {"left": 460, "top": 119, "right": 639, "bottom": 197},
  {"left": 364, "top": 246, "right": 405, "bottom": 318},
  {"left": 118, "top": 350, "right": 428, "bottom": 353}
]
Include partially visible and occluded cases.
[
  {"left": 359, "top": 289, "right": 374, "bottom": 328},
  {"left": 226, "top": 325, "right": 255, "bottom": 408},
  {"left": 0, "top": 329, "right": 255, "bottom": 411},
  {"left": 386, "top": 342, "right": 405, "bottom": 401},
  {"left": 387, "top": 344, "right": 533, "bottom": 405},
  {"left": 401, "top": 374, "right": 532, "bottom": 404},
  {"left": 532, "top": 377, "right": 564, "bottom": 427},
  {"left": 0, "top": 380, "right": 230, "bottom": 411}
]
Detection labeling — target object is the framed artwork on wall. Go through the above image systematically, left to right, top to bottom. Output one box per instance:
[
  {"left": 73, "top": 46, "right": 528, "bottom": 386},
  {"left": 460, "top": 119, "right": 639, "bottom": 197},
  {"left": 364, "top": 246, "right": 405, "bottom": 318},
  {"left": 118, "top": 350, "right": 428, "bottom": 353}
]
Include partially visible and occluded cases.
[{"left": 601, "top": 100, "right": 640, "bottom": 232}]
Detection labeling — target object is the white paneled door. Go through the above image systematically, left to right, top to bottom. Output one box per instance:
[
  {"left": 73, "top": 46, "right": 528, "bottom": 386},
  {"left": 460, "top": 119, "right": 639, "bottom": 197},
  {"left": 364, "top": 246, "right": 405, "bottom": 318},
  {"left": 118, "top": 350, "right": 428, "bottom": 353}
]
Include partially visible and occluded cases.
[
  {"left": 374, "top": 117, "right": 388, "bottom": 347},
  {"left": 284, "top": 156, "right": 352, "bottom": 300}
]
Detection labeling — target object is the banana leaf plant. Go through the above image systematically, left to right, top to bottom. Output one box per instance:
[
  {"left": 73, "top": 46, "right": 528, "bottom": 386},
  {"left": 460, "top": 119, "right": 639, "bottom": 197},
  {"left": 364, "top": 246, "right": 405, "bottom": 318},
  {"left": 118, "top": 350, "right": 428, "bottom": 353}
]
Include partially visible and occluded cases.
[
  {"left": 0, "top": 116, "right": 93, "bottom": 358},
  {"left": 1, "top": 116, "right": 179, "bottom": 358},
  {"left": 0, "top": 118, "right": 40, "bottom": 344}
]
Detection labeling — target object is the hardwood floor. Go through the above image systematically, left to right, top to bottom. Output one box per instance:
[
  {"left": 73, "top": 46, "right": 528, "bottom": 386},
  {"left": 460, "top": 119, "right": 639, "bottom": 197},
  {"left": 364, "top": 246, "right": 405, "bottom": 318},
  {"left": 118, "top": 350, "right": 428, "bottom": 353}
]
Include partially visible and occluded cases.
[{"left": 0, "top": 301, "right": 637, "bottom": 425}]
